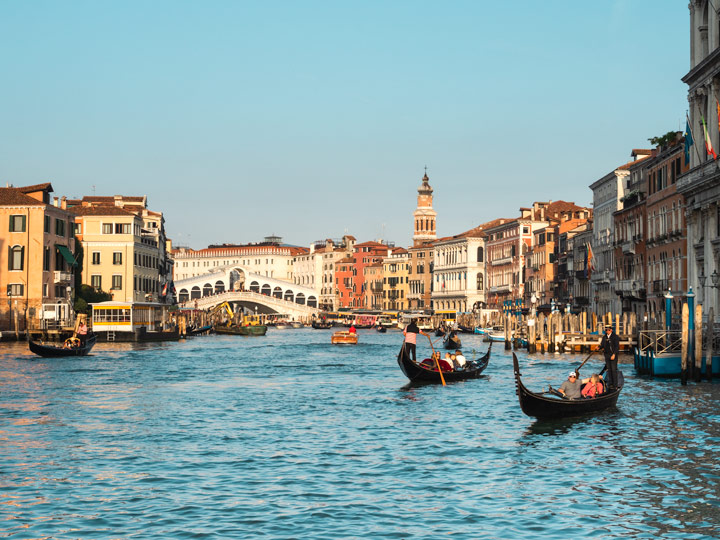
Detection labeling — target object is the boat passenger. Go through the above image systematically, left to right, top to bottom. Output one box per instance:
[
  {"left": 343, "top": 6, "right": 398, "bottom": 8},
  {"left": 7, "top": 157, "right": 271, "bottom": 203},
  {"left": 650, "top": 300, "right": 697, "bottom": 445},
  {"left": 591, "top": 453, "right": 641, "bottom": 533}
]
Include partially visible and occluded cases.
[
  {"left": 349, "top": 325, "right": 357, "bottom": 334},
  {"left": 454, "top": 349, "right": 467, "bottom": 369},
  {"left": 558, "top": 371, "right": 582, "bottom": 399},
  {"left": 581, "top": 374, "right": 604, "bottom": 399}
]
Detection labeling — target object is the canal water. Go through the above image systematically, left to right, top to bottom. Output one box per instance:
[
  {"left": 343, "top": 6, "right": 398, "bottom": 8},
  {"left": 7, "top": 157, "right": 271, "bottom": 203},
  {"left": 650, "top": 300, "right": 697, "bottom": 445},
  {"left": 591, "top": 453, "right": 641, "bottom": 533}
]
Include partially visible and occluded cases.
[{"left": 1, "top": 329, "right": 718, "bottom": 539}]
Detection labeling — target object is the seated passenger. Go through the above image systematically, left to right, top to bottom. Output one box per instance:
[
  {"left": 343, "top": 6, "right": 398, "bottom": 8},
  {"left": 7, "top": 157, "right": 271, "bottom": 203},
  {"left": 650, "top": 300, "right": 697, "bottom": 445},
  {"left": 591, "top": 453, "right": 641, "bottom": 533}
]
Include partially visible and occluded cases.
[
  {"left": 454, "top": 349, "right": 467, "bottom": 369},
  {"left": 558, "top": 371, "right": 582, "bottom": 400},
  {"left": 581, "top": 374, "right": 604, "bottom": 398}
]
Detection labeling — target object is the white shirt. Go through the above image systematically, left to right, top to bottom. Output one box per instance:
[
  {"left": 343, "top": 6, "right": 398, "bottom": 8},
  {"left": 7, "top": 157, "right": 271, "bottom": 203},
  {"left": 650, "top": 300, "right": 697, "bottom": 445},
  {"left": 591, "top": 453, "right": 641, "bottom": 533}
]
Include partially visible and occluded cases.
[{"left": 455, "top": 354, "right": 467, "bottom": 367}]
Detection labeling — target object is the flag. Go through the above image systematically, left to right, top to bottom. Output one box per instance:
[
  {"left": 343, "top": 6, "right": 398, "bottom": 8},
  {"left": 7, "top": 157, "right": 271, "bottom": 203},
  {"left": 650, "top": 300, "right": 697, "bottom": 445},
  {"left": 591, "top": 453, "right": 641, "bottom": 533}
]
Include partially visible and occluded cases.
[
  {"left": 701, "top": 114, "right": 717, "bottom": 159},
  {"left": 684, "top": 115, "right": 694, "bottom": 166},
  {"left": 586, "top": 242, "right": 595, "bottom": 278},
  {"left": 162, "top": 283, "right": 168, "bottom": 296}
]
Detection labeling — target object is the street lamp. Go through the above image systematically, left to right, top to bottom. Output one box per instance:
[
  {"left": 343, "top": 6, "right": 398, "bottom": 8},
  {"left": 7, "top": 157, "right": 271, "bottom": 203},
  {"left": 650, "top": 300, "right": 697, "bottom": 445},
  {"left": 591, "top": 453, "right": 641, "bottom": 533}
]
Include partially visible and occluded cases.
[{"left": 699, "top": 269, "right": 720, "bottom": 289}]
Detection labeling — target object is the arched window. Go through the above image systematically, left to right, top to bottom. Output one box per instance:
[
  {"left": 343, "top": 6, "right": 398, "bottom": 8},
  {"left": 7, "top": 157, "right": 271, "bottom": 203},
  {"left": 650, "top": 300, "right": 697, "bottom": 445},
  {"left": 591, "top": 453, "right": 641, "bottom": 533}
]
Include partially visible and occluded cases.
[
  {"left": 8, "top": 245, "right": 24, "bottom": 271},
  {"left": 477, "top": 274, "right": 483, "bottom": 291},
  {"left": 214, "top": 281, "right": 225, "bottom": 294},
  {"left": 203, "top": 283, "right": 213, "bottom": 296},
  {"left": 261, "top": 284, "right": 271, "bottom": 296},
  {"left": 191, "top": 286, "right": 201, "bottom": 299},
  {"left": 179, "top": 289, "right": 189, "bottom": 303}
]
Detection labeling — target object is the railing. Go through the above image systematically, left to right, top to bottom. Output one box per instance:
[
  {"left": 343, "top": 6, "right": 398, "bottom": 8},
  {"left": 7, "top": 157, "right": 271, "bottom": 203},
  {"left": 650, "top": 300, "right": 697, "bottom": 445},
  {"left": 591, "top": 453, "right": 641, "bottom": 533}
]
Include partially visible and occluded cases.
[
  {"left": 490, "top": 256, "right": 513, "bottom": 266},
  {"left": 54, "top": 271, "right": 72, "bottom": 283},
  {"left": 651, "top": 279, "right": 668, "bottom": 293},
  {"left": 638, "top": 330, "right": 682, "bottom": 354}
]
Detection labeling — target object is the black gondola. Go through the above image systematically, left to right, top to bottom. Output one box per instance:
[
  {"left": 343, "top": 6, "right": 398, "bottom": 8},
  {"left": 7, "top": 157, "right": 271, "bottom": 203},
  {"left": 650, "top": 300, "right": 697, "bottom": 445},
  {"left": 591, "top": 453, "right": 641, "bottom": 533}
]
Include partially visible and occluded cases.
[
  {"left": 311, "top": 320, "right": 333, "bottom": 329},
  {"left": 376, "top": 326, "right": 387, "bottom": 333},
  {"left": 434, "top": 327, "right": 445, "bottom": 337},
  {"left": 443, "top": 333, "right": 461, "bottom": 350},
  {"left": 29, "top": 334, "right": 97, "bottom": 358},
  {"left": 397, "top": 342, "right": 491, "bottom": 383},
  {"left": 512, "top": 353, "right": 622, "bottom": 419}
]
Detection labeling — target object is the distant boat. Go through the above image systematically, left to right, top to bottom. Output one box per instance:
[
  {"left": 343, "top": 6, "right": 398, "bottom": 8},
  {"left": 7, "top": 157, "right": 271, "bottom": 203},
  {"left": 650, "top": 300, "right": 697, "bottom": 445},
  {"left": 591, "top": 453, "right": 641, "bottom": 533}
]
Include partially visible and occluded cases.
[
  {"left": 312, "top": 320, "right": 333, "bottom": 329},
  {"left": 290, "top": 321, "right": 303, "bottom": 329},
  {"left": 215, "top": 324, "right": 268, "bottom": 336},
  {"left": 331, "top": 331, "right": 358, "bottom": 344},
  {"left": 443, "top": 333, "right": 462, "bottom": 350},
  {"left": 29, "top": 334, "right": 97, "bottom": 357}
]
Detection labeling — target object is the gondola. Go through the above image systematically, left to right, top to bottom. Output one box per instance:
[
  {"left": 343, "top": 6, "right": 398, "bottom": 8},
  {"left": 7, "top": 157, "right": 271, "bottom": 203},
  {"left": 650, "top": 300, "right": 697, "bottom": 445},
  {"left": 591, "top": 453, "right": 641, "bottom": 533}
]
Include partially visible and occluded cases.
[
  {"left": 311, "top": 320, "right": 333, "bottom": 329},
  {"left": 188, "top": 325, "right": 213, "bottom": 335},
  {"left": 376, "top": 326, "right": 387, "bottom": 333},
  {"left": 434, "top": 327, "right": 445, "bottom": 337},
  {"left": 443, "top": 333, "right": 461, "bottom": 350},
  {"left": 29, "top": 334, "right": 97, "bottom": 358},
  {"left": 397, "top": 341, "right": 491, "bottom": 383},
  {"left": 512, "top": 353, "right": 623, "bottom": 419}
]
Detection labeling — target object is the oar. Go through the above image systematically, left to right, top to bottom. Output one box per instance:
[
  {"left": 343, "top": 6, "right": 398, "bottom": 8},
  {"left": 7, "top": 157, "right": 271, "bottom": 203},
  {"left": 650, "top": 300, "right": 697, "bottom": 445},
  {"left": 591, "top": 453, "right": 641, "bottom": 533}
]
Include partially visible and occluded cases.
[
  {"left": 425, "top": 333, "right": 446, "bottom": 386},
  {"left": 574, "top": 349, "right": 598, "bottom": 376}
]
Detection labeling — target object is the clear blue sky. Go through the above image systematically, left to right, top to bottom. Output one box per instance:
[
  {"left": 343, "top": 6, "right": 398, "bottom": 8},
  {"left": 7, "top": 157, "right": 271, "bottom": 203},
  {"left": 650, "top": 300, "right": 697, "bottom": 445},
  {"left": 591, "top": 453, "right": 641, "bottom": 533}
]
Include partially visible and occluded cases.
[{"left": 0, "top": 1, "right": 689, "bottom": 250}]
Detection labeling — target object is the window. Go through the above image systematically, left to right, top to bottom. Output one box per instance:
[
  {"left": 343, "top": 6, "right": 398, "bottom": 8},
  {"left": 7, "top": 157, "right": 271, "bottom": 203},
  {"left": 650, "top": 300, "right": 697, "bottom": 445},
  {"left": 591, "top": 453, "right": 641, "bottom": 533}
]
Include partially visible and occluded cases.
[
  {"left": 9, "top": 215, "right": 26, "bottom": 232},
  {"left": 44, "top": 215, "right": 51, "bottom": 233},
  {"left": 55, "top": 219, "right": 66, "bottom": 237},
  {"left": 74, "top": 222, "right": 82, "bottom": 234},
  {"left": 102, "top": 223, "right": 113, "bottom": 234},
  {"left": 115, "top": 223, "right": 131, "bottom": 234},
  {"left": 8, "top": 246, "right": 24, "bottom": 270},
  {"left": 43, "top": 247, "right": 50, "bottom": 271},
  {"left": 477, "top": 247, "right": 484, "bottom": 262},
  {"left": 92, "top": 252, "right": 101, "bottom": 265},
  {"left": 113, "top": 252, "right": 122, "bottom": 265},
  {"left": 91, "top": 275, "right": 102, "bottom": 290},
  {"left": 111, "top": 275, "right": 122, "bottom": 290},
  {"left": 6, "top": 283, "right": 24, "bottom": 296}
]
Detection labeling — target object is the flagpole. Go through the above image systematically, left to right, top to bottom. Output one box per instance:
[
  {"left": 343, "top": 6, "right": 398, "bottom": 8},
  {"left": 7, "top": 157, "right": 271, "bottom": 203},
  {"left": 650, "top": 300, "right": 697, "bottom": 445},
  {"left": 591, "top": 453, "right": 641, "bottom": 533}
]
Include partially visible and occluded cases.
[{"left": 687, "top": 112, "right": 702, "bottom": 163}]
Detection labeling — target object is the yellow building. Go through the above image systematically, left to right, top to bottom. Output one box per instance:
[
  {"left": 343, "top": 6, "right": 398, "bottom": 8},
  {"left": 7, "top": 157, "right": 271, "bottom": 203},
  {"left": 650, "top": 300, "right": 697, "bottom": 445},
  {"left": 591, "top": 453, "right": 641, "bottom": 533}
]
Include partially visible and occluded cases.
[
  {"left": 0, "top": 183, "right": 76, "bottom": 333},
  {"left": 72, "top": 206, "right": 162, "bottom": 303},
  {"left": 382, "top": 248, "right": 410, "bottom": 312}
]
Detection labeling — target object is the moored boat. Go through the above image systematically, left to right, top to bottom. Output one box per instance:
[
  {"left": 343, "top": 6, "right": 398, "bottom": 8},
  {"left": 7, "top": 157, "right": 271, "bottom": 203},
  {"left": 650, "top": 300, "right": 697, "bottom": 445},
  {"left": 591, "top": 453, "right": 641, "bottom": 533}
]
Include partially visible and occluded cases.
[
  {"left": 312, "top": 320, "right": 333, "bottom": 329},
  {"left": 214, "top": 324, "right": 268, "bottom": 336},
  {"left": 331, "top": 331, "right": 358, "bottom": 344},
  {"left": 443, "top": 333, "right": 462, "bottom": 350},
  {"left": 29, "top": 334, "right": 97, "bottom": 357},
  {"left": 397, "top": 342, "right": 491, "bottom": 383},
  {"left": 512, "top": 353, "right": 622, "bottom": 419}
]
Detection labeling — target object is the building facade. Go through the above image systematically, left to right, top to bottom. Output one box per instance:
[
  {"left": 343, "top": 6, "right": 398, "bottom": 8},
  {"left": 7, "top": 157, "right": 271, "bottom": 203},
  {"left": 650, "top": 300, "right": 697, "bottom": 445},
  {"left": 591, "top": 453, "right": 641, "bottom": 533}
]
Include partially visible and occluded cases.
[
  {"left": 677, "top": 0, "right": 720, "bottom": 318},
  {"left": 0, "top": 183, "right": 76, "bottom": 331},
  {"left": 382, "top": 249, "right": 410, "bottom": 311}
]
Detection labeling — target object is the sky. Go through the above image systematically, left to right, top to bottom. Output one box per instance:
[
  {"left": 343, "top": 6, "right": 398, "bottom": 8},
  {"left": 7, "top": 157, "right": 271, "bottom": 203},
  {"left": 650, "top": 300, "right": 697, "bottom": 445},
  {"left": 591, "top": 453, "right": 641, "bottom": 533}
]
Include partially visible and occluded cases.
[{"left": 0, "top": 1, "right": 689, "bottom": 250}]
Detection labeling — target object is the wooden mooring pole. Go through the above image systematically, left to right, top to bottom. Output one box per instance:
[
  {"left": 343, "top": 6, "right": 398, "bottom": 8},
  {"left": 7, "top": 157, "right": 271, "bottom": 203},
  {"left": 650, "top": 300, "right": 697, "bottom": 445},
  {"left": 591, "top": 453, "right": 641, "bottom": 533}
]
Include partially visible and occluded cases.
[
  {"left": 681, "top": 303, "right": 689, "bottom": 386},
  {"left": 695, "top": 303, "right": 703, "bottom": 383},
  {"left": 707, "top": 307, "right": 715, "bottom": 382}
]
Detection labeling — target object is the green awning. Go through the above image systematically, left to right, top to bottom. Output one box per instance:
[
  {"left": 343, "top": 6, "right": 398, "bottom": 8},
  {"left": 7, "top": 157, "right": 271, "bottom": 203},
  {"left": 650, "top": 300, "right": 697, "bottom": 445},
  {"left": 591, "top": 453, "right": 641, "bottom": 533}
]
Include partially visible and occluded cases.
[{"left": 56, "top": 244, "right": 77, "bottom": 266}]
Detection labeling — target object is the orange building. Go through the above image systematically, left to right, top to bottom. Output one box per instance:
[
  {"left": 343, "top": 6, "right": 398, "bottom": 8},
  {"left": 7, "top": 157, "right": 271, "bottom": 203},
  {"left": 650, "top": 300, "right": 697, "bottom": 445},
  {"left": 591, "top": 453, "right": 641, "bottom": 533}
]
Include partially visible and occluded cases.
[
  {"left": 0, "top": 183, "right": 76, "bottom": 332},
  {"left": 335, "top": 241, "right": 392, "bottom": 309}
]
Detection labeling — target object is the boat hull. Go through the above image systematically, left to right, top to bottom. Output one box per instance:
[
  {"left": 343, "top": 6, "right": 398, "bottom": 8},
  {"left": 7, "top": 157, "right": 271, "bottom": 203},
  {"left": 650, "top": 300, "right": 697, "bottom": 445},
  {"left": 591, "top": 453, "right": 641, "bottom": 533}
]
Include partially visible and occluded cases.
[
  {"left": 214, "top": 325, "right": 268, "bottom": 336},
  {"left": 331, "top": 331, "right": 358, "bottom": 344},
  {"left": 29, "top": 335, "right": 97, "bottom": 357},
  {"left": 397, "top": 343, "right": 491, "bottom": 383},
  {"left": 634, "top": 348, "right": 720, "bottom": 377},
  {"left": 512, "top": 353, "right": 621, "bottom": 419}
]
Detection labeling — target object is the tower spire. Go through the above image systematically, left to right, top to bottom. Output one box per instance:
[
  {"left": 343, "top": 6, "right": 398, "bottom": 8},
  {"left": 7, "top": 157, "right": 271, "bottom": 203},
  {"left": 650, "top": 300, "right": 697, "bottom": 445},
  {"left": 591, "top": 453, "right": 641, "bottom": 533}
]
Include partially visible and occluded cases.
[{"left": 412, "top": 168, "right": 437, "bottom": 246}]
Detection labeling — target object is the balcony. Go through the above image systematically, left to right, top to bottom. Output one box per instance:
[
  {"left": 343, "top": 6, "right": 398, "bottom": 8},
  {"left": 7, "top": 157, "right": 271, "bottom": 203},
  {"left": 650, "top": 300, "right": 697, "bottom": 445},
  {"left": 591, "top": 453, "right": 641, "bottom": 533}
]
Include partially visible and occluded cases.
[
  {"left": 621, "top": 242, "right": 635, "bottom": 255},
  {"left": 490, "top": 256, "right": 513, "bottom": 266},
  {"left": 54, "top": 271, "right": 73, "bottom": 283},
  {"left": 652, "top": 279, "right": 669, "bottom": 294},
  {"left": 489, "top": 284, "right": 512, "bottom": 293}
]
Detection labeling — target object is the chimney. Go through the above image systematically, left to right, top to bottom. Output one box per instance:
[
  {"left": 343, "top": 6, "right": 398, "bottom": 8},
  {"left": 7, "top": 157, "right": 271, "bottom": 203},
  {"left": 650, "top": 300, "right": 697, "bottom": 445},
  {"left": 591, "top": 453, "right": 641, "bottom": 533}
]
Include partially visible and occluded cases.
[
  {"left": 53, "top": 196, "right": 59, "bottom": 207},
  {"left": 61, "top": 196, "right": 67, "bottom": 210}
]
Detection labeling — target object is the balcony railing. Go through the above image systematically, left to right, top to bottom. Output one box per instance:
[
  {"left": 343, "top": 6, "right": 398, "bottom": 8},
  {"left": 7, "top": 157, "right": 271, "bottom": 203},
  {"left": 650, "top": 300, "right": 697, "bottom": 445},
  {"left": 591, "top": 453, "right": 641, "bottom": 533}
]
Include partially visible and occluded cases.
[
  {"left": 490, "top": 256, "right": 513, "bottom": 266},
  {"left": 54, "top": 271, "right": 73, "bottom": 283},
  {"left": 652, "top": 279, "right": 669, "bottom": 294}
]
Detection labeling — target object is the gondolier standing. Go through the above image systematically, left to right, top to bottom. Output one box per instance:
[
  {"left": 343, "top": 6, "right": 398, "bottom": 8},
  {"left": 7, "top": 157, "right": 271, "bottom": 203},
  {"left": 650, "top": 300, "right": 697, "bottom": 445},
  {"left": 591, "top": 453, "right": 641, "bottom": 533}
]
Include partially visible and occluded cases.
[
  {"left": 403, "top": 318, "right": 425, "bottom": 363},
  {"left": 77, "top": 320, "right": 88, "bottom": 346},
  {"left": 600, "top": 325, "right": 620, "bottom": 389}
]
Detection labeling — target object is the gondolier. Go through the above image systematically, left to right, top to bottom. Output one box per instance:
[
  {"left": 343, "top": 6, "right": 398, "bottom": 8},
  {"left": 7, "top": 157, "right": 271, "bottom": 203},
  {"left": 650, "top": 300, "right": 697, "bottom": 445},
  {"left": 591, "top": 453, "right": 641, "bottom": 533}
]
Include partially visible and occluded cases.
[
  {"left": 403, "top": 318, "right": 425, "bottom": 363},
  {"left": 600, "top": 325, "right": 620, "bottom": 389}
]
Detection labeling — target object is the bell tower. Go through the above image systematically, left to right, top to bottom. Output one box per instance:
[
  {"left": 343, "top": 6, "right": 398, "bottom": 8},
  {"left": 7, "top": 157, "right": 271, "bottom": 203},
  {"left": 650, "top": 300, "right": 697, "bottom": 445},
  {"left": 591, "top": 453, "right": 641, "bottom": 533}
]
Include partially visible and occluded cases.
[{"left": 412, "top": 168, "right": 437, "bottom": 246}]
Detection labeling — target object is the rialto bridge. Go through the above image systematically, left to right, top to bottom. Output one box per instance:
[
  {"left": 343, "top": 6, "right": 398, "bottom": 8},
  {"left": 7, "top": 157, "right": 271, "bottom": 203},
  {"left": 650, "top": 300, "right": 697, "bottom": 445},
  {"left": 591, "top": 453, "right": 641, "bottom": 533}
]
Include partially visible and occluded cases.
[{"left": 175, "top": 266, "right": 320, "bottom": 319}]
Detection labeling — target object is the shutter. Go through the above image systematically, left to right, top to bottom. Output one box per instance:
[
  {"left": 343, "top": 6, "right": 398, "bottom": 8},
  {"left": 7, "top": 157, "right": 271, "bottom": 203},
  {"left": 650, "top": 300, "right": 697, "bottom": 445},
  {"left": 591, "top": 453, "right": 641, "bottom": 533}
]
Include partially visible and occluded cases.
[{"left": 21, "top": 215, "right": 26, "bottom": 232}]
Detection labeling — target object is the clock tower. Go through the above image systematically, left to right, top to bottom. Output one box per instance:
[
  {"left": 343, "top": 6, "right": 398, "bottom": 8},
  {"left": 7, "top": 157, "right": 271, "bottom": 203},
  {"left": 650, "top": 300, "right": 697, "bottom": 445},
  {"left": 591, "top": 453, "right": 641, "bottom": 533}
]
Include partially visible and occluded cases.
[{"left": 412, "top": 169, "right": 437, "bottom": 246}]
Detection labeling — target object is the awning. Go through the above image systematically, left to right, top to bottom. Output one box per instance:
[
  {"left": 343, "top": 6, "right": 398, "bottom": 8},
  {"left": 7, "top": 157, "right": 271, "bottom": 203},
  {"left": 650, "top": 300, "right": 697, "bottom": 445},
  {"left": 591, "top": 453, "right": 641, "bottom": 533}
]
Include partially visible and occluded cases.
[{"left": 56, "top": 244, "right": 77, "bottom": 266}]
